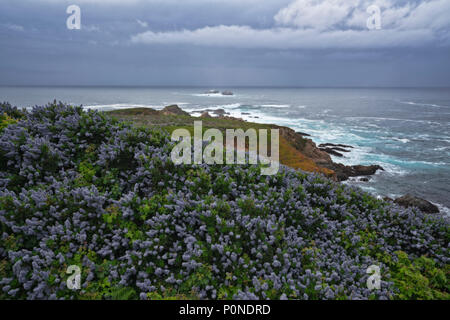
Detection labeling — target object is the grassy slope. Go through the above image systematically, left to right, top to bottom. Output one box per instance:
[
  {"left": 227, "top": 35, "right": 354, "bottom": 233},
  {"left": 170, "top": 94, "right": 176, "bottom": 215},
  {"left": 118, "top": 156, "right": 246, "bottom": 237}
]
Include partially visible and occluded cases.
[{"left": 106, "top": 108, "right": 334, "bottom": 177}]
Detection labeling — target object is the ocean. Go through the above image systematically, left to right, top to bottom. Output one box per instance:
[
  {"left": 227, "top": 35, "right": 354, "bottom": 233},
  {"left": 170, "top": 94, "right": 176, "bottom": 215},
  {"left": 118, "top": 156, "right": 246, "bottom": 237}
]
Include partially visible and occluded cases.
[{"left": 1, "top": 86, "right": 449, "bottom": 214}]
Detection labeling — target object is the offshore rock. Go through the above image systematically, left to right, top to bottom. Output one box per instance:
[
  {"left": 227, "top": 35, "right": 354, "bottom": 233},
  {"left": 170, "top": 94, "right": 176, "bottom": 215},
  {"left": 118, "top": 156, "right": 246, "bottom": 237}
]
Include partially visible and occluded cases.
[{"left": 394, "top": 194, "right": 439, "bottom": 214}]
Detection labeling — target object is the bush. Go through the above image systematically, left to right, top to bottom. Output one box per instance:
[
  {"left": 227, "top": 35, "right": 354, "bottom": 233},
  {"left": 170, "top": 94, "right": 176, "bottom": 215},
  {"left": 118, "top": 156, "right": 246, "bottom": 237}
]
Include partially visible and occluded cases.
[{"left": 0, "top": 102, "right": 448, "bottom": 300}]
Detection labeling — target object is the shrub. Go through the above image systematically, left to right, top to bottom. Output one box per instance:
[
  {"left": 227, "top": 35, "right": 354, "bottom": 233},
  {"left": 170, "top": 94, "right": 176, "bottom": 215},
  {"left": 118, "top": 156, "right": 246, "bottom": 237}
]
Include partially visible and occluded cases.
[{"left": 0, "top": 102, "right": 448, "bottom": 300}]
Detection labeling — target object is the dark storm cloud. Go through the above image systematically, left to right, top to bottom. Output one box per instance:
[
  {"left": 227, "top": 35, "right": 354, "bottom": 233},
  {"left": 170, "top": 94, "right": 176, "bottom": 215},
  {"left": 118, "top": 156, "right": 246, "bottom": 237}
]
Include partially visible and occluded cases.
[{"left": 0, "top": 0, "right": 449, "bottom": 86}]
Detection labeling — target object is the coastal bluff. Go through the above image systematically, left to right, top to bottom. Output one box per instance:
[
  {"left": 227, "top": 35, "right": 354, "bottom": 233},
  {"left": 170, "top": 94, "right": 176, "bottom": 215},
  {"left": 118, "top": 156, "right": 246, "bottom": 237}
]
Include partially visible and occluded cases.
[{"left": 106, "top": 105, "right": 383, "bottom": 181}]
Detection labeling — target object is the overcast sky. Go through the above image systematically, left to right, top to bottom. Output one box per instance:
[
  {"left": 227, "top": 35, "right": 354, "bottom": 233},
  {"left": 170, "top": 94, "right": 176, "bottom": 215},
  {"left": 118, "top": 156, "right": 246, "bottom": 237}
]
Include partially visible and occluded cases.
[{"left": 1, "top": 0, "right": 450, "bottom": 87}]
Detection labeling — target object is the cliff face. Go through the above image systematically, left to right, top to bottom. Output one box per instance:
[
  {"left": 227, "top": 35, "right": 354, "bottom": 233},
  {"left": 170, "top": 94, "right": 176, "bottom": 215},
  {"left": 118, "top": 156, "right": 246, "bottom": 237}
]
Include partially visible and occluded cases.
[
  {"left": 271, "top": 125, "right": 384, "bottom": 181},
  {"left": 275, "top": 126, "right": 335, "bottom": 177},
  {"left": 277, "top": 126, "right": 332, "bottom": 165},
  {"left": 278, "top": 135, "right": 335, "bottom": 177}
]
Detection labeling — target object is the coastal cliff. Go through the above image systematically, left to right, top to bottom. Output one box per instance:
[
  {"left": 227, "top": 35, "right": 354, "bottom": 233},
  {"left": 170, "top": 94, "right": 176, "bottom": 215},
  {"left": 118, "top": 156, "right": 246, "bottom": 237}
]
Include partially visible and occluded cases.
[{"left": 107, "top": 105, "right": 383, "bottom": 181}]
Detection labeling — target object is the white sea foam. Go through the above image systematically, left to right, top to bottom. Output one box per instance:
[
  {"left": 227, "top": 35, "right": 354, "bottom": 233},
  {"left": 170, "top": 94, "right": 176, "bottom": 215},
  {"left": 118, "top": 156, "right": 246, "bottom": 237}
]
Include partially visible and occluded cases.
[
  {"left": 191, "top": 93, "right": 235, "bottom": 98},
  {"left": 401, "top": 101, "right": 449, "bottom": 108},
  {"left": 163, "top": 102, "right": 190, "bottom": 106},
  {"left": 185, "top": 103, "right": 242, "bottom": 113},
  {"left": 217, "top": 103, "right": 242, "bottom": 109},
  {"left": 83, "top": 104, "right": 163, "bottom": 110},
  {"left": 260, "top": 104, "right": 291, "bottom": 108},
  {"left": 346, "top": 116, "right": 441, "bottom": 125},
  {"left": 392, "top": 138, "right": 410, "bottom": 143},
  {"left": 330, "top": 146, "right": 410, "bottom": 177},
  {"left": 433, "top": 146, "right": 449, "bottom": 151},
  {"left": 388, "top": 158, "right": 447, "bottom": 167},
  {"left": 378, "top": 162, "right": 409, "bottom": 176},
  {"left": 436, "top": 204, "right": 450, "bottom": 217}
]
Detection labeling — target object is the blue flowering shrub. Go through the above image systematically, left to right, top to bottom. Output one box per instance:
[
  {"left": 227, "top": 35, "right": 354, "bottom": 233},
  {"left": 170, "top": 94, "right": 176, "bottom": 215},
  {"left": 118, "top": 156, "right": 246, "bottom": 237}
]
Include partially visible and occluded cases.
[
  {"left": 0, "top": 102, "right": 448, "bottom": 300},
  {"left": 0, "top": 103, "right": 24, "bottom": 133}
]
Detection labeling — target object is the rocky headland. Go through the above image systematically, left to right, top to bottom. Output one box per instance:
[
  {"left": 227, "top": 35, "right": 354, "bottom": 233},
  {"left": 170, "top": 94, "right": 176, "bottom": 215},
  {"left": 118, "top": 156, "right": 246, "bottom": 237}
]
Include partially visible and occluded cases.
[
  {"left": 107, "top": 104, "right": 440, "bottom": 214},
  {"left": 109, "top": 104, "right": 384, "bottom": 182}
]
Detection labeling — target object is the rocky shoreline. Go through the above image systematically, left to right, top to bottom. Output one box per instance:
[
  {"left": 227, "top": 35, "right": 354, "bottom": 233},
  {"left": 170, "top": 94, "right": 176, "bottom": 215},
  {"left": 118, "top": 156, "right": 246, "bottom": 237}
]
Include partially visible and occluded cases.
[
  {"left": 109, "top": 104, "right": 441, "bottom": 215},
  {"left": 185, "top": 105, "right": 440, "bottom": 214},
  {"left": 188, "top": 106, "right": 386, "bottom": 182},
  {"left": 263, "top": 122, "right": 385, "bottom": 182},
  {"left": 259, "top": 125, "right": 385, "bottom": 181}
]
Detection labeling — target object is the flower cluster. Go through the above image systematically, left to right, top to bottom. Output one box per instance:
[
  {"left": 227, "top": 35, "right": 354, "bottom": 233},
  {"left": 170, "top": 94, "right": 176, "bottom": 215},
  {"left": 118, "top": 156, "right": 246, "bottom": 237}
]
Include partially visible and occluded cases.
[{"left": 0, "top": 102, "right": 448, "bottom": 300}]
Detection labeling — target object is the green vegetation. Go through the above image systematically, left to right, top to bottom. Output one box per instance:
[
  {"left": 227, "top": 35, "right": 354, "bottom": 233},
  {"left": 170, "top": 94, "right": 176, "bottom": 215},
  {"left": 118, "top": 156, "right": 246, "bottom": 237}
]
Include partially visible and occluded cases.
[
  {"left": 0, "top": 103, "right": 448, "bottom": 300},
  {"left": 106, "top": 108, "right": 332, "bottom": 176}
]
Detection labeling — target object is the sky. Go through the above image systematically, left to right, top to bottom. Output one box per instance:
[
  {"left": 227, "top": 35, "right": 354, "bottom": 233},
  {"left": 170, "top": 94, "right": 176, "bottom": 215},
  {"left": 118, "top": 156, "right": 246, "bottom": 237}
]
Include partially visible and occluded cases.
[{"left": 1, "top": 0, "right": 450, "bottom": 87}]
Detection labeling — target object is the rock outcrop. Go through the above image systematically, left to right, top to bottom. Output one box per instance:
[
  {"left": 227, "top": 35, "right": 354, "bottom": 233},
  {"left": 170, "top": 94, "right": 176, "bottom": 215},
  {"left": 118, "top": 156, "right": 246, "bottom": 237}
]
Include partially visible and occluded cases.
[
  {"left": 109, "top": 105, "right": 385, "bottom": 182},
  {"left": 161, "top": 105, "right": 190, "bottom": 116},
  {"left": 192, "top": 108, "right": 230, "bottom": 116},
  {"left": 213, "top": 109, "right": 227, "bottom": 116},
  {"left": 276, "top": 127, "right": 384, "bottom": 181},
  {"left": 277, "top": 127, "right": 332, "bottom": 165},
  {"left": 319, "top": 143, "right": 353, "bottom": 157},
  {"left": 319, "top": 143, "right": 354, "bottom": 149},
  {"left": 319, "top": 147, "right": 344, "bottom": 157},
  {"left": 324, "top": 163, "right": 384, "bottom": 181},
  {"left": 394, "top": 194, "right": 439, "bottom": 214}
]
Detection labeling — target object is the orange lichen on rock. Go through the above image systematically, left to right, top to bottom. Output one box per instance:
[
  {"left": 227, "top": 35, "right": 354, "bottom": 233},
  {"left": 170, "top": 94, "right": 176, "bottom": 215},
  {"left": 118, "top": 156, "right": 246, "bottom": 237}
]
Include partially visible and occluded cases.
[{"left": 278, "top": 136, "right": 335, "bottom": 178}]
